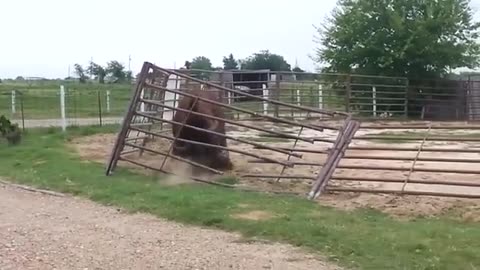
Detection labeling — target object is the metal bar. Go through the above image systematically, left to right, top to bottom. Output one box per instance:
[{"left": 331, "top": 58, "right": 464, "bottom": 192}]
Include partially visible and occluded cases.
[
  {"left": 105, "top": 62, "right": 151, "bottom": 176},
  {"left": 145, "top": 66, "right": 349, "bottom": 117},
  {"left": 143, "top": 83, "right": 339, "bottom": 131},
  {"left": 159, "top": 97, "right": 199, "bottom": 172},
  {"left": 141, "top": 98, "right": 315, "bottom": 143},
  {"left": 134, "top": 111, "right": 301, "bottom": 161},
  {"left": 276, "top": 111, "right": 308, "bottom": 182},
  {"left": 309, "top": 119, "right": 360, "bottom": 199},
  {"left": 359, "top": 125, "right": 480, "bottom": 130},
  {"left": 402, "top": 125, "right": 431, "bottom": 191},
  {"left": 129, "top": 126, "right": 296, "bottom": 166},
  {"left": 354, "top": 136, "right": 480, "bottom": 142},
  {"left": 123, "top": 142, "right": 223, "bottom": 175},
  {"left": 253, "top": 145, "right": 329, "bottom": 154},
  {"left": 345, "top": 146, "right": 480, "bottom": 153},
  {"left": 343, "top": 155, "right": 480, "bottom": 163},
  {"left": 119, "top": 156, "right": 231, "bottom": 187},
  {"left": 120, "top": 156, "right": 303, "bottom": 196},
  {"left": 247, "top": 160, "right": 324, "bottom": 166},
  {"left": 337, "top": 164, "right": 480, "bottom": 174},
  {"left": 242, "top": 174, "right": 315, "bottom": 180},
  {"left": 331, "top": 176, "right": 480, "bottom": 187},
  {"left": 325, "top": 187, "right": 480, "bottom": 199}
]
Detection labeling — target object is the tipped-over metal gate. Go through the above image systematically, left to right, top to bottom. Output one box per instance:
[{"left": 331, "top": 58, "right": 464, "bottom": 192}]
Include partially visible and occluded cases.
[{"left": 105, "top": 62, "right": 358, "bottom": 199}]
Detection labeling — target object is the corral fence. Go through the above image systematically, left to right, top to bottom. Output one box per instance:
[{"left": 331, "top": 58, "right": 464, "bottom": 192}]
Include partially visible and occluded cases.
[
  {"left": 105, "top": 62, "right": 480, "bottom": 200},
  {"left": 164, "top": 68, "right": 480, "bottom": 122},
  {"left": 2, "top": 70, "right": 480, "bottom": 128},
  {"left": 0, "top": 86, "right": 128, "bottom": 128},
  {"left": 246, "top": 123, "right": 480, "bottom": 199}
]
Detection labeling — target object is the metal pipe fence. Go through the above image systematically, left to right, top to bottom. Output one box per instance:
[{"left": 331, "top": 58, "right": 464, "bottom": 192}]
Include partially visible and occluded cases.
[{"left": 2, "top": 70, "right": 480, "bottom": 129}]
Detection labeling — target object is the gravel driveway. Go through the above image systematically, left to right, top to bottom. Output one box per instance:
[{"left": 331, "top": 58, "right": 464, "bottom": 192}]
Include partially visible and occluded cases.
[{"left": 0, "top": 182, "right": 340, "bottom": 270}]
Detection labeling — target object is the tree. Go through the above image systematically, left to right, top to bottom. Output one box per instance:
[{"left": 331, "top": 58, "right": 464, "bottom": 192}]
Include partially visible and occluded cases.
[
  {"left": 315, "top": 0, "right": 480, "bottom": 79},
  {"left": 241, "top": 50, "right": 292, "bottom": 71},
  {"left": 223, "top": 53, "right": 238, "bottom": 70},
  {"left": 189, "top": 56, "right": 214, "bottom": 80},
  {"left": 190, "top": 56, "right": 214, "bottom": 70},
  {"left": 106, "top": 60, "right": 127, "bottom": 83},
  {"left": 87, "top": 61, "right": 107, "bottom": 84},
  {"left": 73, "top": 64, "right": 88, "bottom": 83},
  {"left": 292, "top": 66, "right": 304, "bottom": 73},
  {"left": 15, "top": 76, "right": 25, "bottom": 81}
]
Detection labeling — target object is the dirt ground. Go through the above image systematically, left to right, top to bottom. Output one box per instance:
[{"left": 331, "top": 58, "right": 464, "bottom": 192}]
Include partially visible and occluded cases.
[
  {"left": 69, "top": 120, "right": 480, "bottom": 220},
  {"left": 0, "top": 182, "right": 340, "bottom": 270}
]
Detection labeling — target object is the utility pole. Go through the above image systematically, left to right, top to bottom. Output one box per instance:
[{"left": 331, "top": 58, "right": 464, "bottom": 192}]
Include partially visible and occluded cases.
[
  {"left": 128, "top": 55, "right": 131, "bottom": 73},
  {"left": 90, "top": 56, "right": 94, "bottom": 80}
]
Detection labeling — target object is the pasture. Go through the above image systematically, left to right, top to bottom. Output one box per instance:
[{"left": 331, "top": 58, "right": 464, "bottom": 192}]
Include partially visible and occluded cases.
[{"left": 0, "top": 82, "right": 131, "bottom": 120}]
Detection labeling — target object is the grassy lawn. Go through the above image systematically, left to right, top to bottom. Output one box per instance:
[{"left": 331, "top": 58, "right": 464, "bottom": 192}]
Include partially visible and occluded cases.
[
  {"left": 0, "top": 82, "right": 132, "bottom": 119},
  {"left": 0, "top": 127, "right": 479, "bottom": 269}
]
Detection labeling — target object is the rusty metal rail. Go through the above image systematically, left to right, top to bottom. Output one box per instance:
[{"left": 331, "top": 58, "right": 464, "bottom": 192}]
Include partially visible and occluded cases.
[{"left": 105, "top": 61, "right": 350, "bottom": 198}]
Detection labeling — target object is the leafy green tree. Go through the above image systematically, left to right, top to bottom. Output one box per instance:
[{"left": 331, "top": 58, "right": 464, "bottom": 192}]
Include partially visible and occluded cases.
[
  {"left": 315, "top": 0, "right": 480, "bottom": 78},
  {"left": 241, "top": 50, "right": 291, "bottom": 71},
  {"left": 223, "top": 53, "right": 238, "bottom": 70},
  {"left": 189, "top": 56, "right": 214, "bottom": 80},
  {"left": 190, "top": 56, "right": 214, "bottom": 70},
  {"left": 106, "top": 60, "right": 127, "bottom": 83},
  {"left": 87, "top": 61, "right": 107, "bottom": 84},
  {"left": 73, "top": 64, "right": 88, "bottom": 83}
]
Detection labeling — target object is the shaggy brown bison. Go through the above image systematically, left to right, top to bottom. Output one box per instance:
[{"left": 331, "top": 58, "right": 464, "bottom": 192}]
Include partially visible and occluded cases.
[{"left": 171, "top": 87, "right": 233, "bottom": 171}]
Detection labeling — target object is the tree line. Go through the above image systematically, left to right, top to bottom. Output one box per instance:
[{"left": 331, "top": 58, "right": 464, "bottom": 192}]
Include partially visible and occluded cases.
[
  {"left": 185, "top": 50, "right": 305, "bottom": 73},
  {"left": 73, "top": 60, "right": 132, "bottom": 84}
]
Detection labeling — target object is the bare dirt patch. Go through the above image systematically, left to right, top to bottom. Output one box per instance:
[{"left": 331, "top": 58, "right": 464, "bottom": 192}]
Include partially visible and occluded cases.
[
  {"left": 68, "top": 120, "right": 480, "bottom": 220},
  {"left": 232, "top": 210, "right": 276, "bottom": 221}
]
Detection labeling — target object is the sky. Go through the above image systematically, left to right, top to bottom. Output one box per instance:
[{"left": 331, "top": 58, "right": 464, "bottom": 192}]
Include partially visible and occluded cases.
[{"left": 1, "top": 0, "right": 479, "bottom": 79}]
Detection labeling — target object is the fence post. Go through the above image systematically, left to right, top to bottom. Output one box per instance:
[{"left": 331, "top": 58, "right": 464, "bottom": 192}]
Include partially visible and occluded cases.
[
  {"left": 274, "top": 72, "right": 280, "bottom": 117},
  {"left": 345, "top": 75, "right": 351, "bottom": 113},
  {"left": 404, "top": 79, "right": 409, "bottom": 119},
  {"left": 262, "top": 84, "right": 269, "bottom": 115},
  {"left": 318, "top": 84, "right": 323, "bottom": 110},
  {"left": 60, "top": 85, "right": 66, "bottom": 132},
  {"left": 372, "top": 86, "right": 377, "bottom": 117},
  {"left": 140, "top": 89, "right": 145, "bottom": 112},
  {"left": 296, "top": 89, "right": 301, "bottom": 106},
  {"left": 11, "top": 90, "right": 16, "bottom": 114},
  {"left": 106, "top": 90, "right": 111, "bottom": 113},
  {"left": 97, "top": 91, "right": 103, "bottom": 126}
]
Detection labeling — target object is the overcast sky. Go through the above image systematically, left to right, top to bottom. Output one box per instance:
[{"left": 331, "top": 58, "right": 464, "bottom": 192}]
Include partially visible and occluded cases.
[{"left": 1, "top": 0, "right": 479, "bottom": 79}]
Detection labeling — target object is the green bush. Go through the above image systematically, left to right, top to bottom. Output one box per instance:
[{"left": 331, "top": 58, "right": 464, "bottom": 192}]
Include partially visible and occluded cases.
[{"left": 0, "top": 115, "right": 21, "bottom": 145}]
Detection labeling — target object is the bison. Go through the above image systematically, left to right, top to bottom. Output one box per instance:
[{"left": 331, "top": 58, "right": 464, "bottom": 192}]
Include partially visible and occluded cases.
[{"left": 171, "top": 87, "right": 233, "bottom": 172}]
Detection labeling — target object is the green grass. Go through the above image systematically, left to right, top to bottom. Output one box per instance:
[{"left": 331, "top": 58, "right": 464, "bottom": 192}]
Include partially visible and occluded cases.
[
  {"left": 0, "top": 82, "right": 132, "bottom": 119},
  {"left": 1, "top": 127, "right": 480, "bottom": 269}
]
